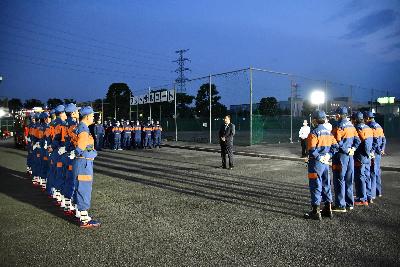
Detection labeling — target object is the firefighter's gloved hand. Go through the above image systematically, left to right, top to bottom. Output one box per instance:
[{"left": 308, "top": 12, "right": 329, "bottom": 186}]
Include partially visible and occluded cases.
[
  {"left": 27, "top": 137, "right": 31, "bottom": 143},
  {"left": 44, "top": 141, "right": 48, "bottom": 150},
  {"left": 34, "top": 142, "right": 40, "bottom": 150},
  {"left": 58, "top": 146, "right": 66, "bottom": 155},
  {"left": 348, "top": 147, "right": 355, "bottom": 156},
  {"left": 69, "top": 150, "right": 75, "bottom": 160},
  {"left": 369, "top": 152, "right": 375, "bottom": 159},
  {"left": 322, "top": 154, "right": 331, "bottom": 165},
  {"left": 319, "top": 155, "right": 327, "bottom": 164}
]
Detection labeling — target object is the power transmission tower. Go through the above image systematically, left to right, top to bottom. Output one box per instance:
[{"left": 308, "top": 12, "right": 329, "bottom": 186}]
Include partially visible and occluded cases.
[{"left": 173, "top": 49, "right": 191, "bottom": 93}]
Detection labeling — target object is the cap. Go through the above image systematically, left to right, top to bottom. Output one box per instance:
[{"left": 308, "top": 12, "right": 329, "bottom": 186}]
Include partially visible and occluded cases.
[
  {"left": 65, "top": 103, "right": 78, "bottom": 113},
  {"left": 55, "top": 105, "right": 65, "bottom": 114},
  {"left": 79, "top": 106, "right": 94, "bottom": 117},
  {"left": 336, "top": 107, "right": 348, "bottom": 115},
  {"left": 50, "top": 109, "right": 55, "bottom": 115},
  {"left": 312, "top": 110, "right": 326, "bottom": 120},
  {"left": 364, "top": 111, "right": 375, "bottom": 119},
  {"left": 34, "top": 112, "right": 40, "bottom": 119},
  {"left": 40, "top": 112, "right": 49, "bottom": 119},
  {"left": 353, "top": 112, "right": 363, "bottom": 121}
]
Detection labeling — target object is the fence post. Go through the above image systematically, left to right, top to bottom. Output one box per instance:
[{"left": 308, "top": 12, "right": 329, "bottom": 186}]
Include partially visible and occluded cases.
[
  {"left": 249, "top": 67, "right": 253, "bottom": 146},
  {"left": 209, "top": 75, "right": 212, "bottom": 144},
  {"left": 290, "top": 80, "right": 293, "bottom": 143},
  {"left": 325, "top": 80, "right": 328, "bottom": 112},
  {"left": 174, "top": 84, "right": 177, "bottom": 142},
  {"left": 129, "top": 92, "right": 132, "bottom": 121}
]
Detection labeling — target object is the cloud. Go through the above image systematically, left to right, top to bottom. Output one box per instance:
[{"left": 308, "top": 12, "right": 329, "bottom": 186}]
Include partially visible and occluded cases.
[
  {"left": 326, "top": 0, "right": 370, "bottom": 22},
  {"left": 342, "top": 9, "right": 398, "bottom": 39},
  {"left": 385, "top": 28, "right": 400, "bottom": 39},
  {"left": 391, "top": 43, "right": 400, "bottom": 49}
]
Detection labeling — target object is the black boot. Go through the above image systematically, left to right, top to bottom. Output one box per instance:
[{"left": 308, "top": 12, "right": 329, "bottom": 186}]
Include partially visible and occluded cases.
[
  {"left": 321, "top": 202, "right": 333, "bottom": 219},
  {"left": 304, "top": 205, "right": 322, "bottom": 221}
]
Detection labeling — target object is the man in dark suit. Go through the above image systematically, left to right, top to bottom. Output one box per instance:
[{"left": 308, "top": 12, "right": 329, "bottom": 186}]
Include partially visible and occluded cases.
[{"left": 219, "top": 115, "right": 235, "bottom": 169}]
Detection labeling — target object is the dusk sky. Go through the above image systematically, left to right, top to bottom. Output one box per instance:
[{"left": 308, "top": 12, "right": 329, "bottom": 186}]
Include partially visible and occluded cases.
[{"left": 0, "top": 0, "right": 399, "bottom": 105}]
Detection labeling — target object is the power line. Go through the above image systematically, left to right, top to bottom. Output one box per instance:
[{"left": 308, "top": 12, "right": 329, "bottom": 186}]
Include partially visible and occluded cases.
[
  {"left": 0, "top": 5, "right": 173, "bottom": 60},
  {"left": 0, "top": 20, "right": 172, "bottom": 63},
  {"left": 0, "top": 28, "right": 173, "bottom": 71},
  {"left": 1, "top": 38, "right": 171, "bottom": 73},
  {"left": 0, "top": 49, "right": 171, "bottom": 80},
  {"left": 173, "top": 49, "right": 191, "bottom": 93},
  {"left": 0, "top": 52, "right": 172, "bottom": 82}
]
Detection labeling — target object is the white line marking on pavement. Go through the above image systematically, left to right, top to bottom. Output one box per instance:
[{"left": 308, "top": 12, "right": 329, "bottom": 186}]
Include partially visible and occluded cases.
[{"left": 10, "top": 173, "right": 29, "bottom": 180}]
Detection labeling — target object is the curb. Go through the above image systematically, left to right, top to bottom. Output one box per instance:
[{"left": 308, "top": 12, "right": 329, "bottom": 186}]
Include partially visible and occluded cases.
[{"left": 163, "top": 143, "right": 400, "bottom": 171}]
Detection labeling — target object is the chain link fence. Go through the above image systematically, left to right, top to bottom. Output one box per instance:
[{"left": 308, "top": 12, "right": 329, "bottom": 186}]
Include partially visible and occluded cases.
[{"left": 128, "top": 67, "right": 399, "bottom": 145}]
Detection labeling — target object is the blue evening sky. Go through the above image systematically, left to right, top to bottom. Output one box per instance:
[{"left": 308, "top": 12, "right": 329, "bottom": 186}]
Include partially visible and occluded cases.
[{"left": 0, "top": 0, "right": 399, "bottom": 105}]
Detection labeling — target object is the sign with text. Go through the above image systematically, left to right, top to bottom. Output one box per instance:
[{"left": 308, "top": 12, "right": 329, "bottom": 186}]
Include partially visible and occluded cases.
[{"left": 130, "top": 89, "right": 175, "bottom": 105}]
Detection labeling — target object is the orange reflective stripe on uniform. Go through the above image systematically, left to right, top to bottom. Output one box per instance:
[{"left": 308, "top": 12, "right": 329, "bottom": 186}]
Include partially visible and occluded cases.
[
  {"left": 358, "top": 127, "right": 373, "bottom": 141},
  {"left": 77, "top": 131, "right": 90, "bottom": 151},
  {"left": 307, "top": 133, "right": 318, "bottom": 150},
  {"left": 332, "top": 164, "right": 342, "bottom": 171},
  {"left": 308, "top": 173, "right": 318, "bottom": 179},
  {"left": 78, "top": 175, "right": 92, "bottom": 181}
]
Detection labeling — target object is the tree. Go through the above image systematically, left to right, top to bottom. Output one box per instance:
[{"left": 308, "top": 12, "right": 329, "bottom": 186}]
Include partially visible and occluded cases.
[
  {"left": 104, "top": 83, "right": 132, "bottom": 120},
  {"left": 194, "top": 83, "right": 227, "bottom": 118},
  {"left": 176, "top": 93, "right": 194, "bottom": 118},
  {"left": 259, "top": 97, "right": 278, "bottom": 116},
  {"left": 8, "top": 98, "right": 23, "bottom": 112},
  {"left": 47, "top": 98, "right": 63, "bottom": 109},
  {"left": 64, "top": 98, "right": 76, "bottom": 104},
  {"left": 24, "top": 99, "right": 43, "bottom": 109}
]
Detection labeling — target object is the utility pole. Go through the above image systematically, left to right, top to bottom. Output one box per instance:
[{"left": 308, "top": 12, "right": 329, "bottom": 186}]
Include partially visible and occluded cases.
[
  {"left": 173, "top": 49, "right": 191, "bottom": 93},
  {"left": 148, "top": 87, "right": 152, "bottom": 120},
  {"left": 114, "top": 95, "right": 117, "bottom": 120}
]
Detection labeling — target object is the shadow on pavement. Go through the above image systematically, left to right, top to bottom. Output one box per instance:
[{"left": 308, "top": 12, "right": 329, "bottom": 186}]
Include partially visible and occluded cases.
[{"left": 0, "top": 165, "right": 78, "bottom": 226}]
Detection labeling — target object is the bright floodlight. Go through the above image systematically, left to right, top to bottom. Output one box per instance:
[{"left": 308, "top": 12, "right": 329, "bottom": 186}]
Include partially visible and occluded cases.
[{"left": 310, "top": 90, "right": 325, "bottom": 105}]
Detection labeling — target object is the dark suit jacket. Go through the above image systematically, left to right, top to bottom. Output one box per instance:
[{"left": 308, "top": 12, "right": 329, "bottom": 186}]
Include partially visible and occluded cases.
[{"left": 219, "top": 123, "right": 235, "bottom": 145}]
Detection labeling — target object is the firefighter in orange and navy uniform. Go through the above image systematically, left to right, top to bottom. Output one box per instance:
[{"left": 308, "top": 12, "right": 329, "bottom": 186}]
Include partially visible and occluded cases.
[
  {"left": 62, "top": 103, "right": 79, "bottom": 216},
  {"left": 51, "top": 105, "right": 68, "bottom": 206},
  {"left": 72, "top": 106, "right": 100, "bottom": 228},
  {"left": 331, "top": 107, "right": 361, "bottom": 212},
  {"left": 305, "top": 110, "right": 338, "bottom": 221},
  {"left": 40, "top": 111, "right": 52, "bottom": 192},
  {"left": 364, "top": 111, "right": 386, "bottom": 200},
  {"left": 31, "top": 112, "right": 42, "bottom": 186},
  {"left": 352, "top": 112, "right": 374, "bottom": 206},
  {"left": 26, "top": 113, "right": 36, "bottom": 175},
  {"left": 153, "top": 120, "right": 162, "bottom": 148},
  {"left": 112, "top": 121, "right": 123, "bottom": 150},
  {"left": 122, "top": 121, "right": 132, "bottom": 149},
  {"left": 143, "top": 122, "right": 153, "bottom": 149}
]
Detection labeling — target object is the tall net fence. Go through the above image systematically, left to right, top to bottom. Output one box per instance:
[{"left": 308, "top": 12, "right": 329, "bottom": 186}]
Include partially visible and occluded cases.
[{"left": 130, "top": 67, "right": 399, "bottom": 145}]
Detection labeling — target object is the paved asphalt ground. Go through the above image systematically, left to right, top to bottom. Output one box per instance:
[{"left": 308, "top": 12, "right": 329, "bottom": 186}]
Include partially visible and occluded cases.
[{"left": 0, "top": 139, "right": 399, "bottom": 266}]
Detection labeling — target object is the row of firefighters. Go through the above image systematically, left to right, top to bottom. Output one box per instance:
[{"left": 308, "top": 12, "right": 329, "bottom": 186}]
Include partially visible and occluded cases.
[
  {"left": 26, "top": 104, "right": 103, "bottom": 228},
  {"left": 304, "top": 107, "right": 386, "bottom": 221},
  {"left": 93, "top": 119, "right": 163, "bottom": 151}
]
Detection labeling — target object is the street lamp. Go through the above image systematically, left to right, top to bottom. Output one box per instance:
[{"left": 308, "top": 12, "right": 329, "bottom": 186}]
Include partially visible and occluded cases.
[{"left": 310, "top": 90, "right": 325, "bottom": 110}]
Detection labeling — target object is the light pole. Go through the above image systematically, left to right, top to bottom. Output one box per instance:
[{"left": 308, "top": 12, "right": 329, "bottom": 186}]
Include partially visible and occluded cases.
[{"left": 310, "top": 90, "right": 325, "bottom": 111}]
